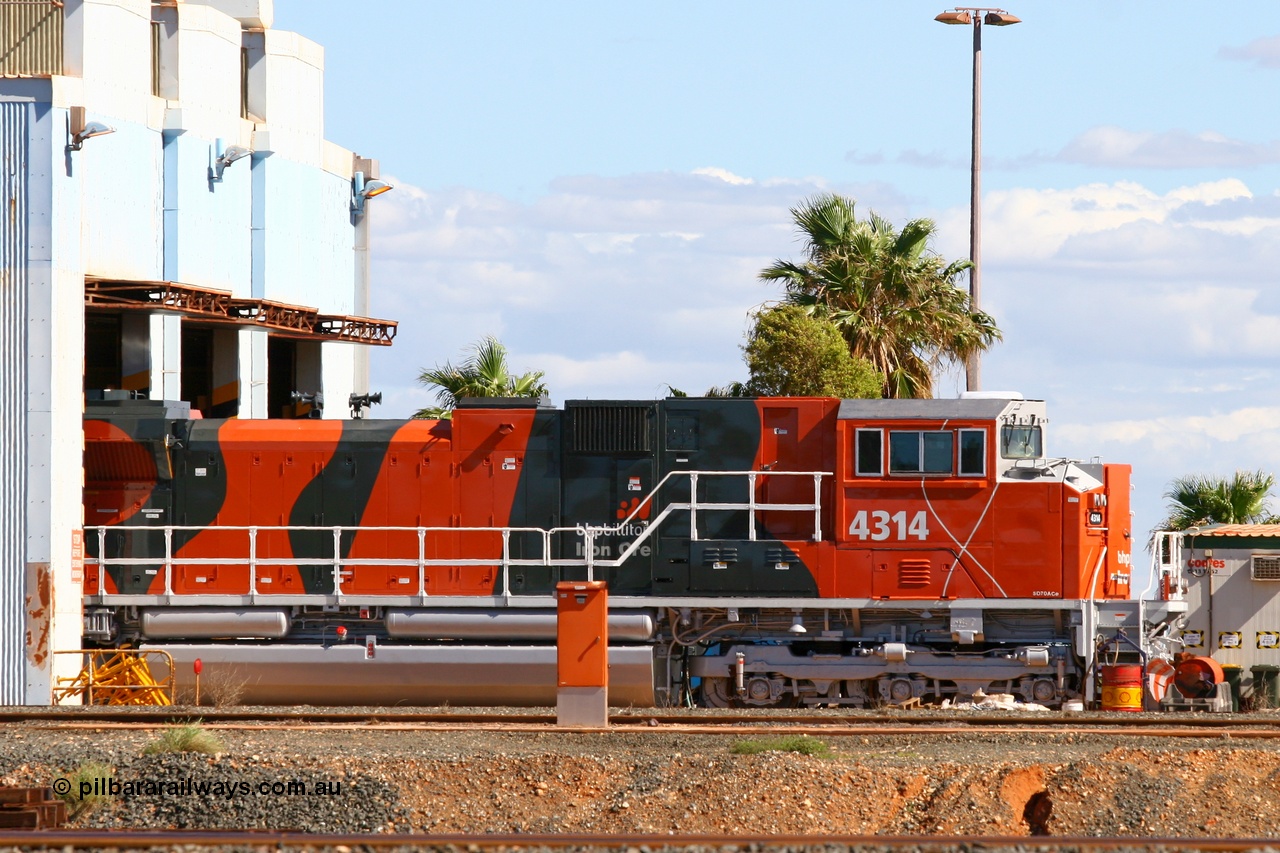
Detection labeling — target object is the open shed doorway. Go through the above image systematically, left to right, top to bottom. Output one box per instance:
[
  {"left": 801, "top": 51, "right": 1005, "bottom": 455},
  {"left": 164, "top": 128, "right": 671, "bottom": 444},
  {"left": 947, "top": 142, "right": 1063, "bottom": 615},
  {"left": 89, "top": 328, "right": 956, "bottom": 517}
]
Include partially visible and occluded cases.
[{"left": 268, "top": 336, "right": 323, "bottom": 418}]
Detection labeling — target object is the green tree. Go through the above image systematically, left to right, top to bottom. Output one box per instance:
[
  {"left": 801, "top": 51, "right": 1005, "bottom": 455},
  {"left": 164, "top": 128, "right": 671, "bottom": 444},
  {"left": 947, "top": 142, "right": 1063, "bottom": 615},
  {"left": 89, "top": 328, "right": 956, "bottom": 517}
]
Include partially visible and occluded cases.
[
  {"left": 759, "top": 193, "right": 1000, "bottom": 398},
  {"left": 741, "top": 304, "right": 881, "bottom": 397},
  {"left": 414, "top": 336, "right": 547, "bottom": 419},
  {"left": 1157, "top": 470, "right": 1279, "bottom": 531}
]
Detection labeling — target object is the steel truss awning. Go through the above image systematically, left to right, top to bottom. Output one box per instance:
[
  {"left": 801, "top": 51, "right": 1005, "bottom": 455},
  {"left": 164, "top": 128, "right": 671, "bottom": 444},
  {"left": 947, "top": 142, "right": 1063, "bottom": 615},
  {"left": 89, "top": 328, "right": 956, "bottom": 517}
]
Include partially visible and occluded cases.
[{"left": 84, "top": 278, "right": 396, "bottom": 346}]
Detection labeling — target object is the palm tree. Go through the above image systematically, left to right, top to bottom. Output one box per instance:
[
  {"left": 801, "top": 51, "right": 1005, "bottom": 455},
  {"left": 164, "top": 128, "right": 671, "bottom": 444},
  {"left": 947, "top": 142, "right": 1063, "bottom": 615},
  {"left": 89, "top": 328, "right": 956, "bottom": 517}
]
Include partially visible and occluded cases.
[
  {"left": 759, "top": 193, "right": 1000, "bottom": 398},
  {"left": 414, "top": 336, "right": 547, "bottom": 419},
  {"left": 1157, "top": 470, "right": 1279, "bottom": 531}
]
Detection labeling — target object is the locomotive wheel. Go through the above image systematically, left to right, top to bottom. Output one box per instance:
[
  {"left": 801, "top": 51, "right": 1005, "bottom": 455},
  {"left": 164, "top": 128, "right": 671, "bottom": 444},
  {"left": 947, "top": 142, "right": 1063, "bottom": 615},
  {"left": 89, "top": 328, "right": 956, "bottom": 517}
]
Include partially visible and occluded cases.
[
  {"left": 699, "top": 676, "right": 799, "bottom": 709},
  {"left": 701, "top": 677, "right": 735, "bottom": 708}
]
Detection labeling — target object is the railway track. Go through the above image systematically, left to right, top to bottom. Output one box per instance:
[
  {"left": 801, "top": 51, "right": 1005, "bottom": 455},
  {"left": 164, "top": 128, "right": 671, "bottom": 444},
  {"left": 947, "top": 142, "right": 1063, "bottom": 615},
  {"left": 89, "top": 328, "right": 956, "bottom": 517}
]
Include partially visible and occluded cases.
[
  {"left": 6, "top": 707, "right": 1280, "bottom": 738},
  {"left": 8, "top": 707, "right": 1280, "bottom": 726},
  {"left": 0, "top": 830, "right": 1276, "bottom": 850}
]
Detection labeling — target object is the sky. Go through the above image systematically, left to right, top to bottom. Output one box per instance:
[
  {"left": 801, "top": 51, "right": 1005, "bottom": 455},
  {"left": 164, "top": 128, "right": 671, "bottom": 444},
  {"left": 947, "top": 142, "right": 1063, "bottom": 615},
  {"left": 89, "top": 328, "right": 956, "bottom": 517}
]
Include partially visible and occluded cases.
[{"left": 275, "top": 1, "right": 1280, "bottom": 583}]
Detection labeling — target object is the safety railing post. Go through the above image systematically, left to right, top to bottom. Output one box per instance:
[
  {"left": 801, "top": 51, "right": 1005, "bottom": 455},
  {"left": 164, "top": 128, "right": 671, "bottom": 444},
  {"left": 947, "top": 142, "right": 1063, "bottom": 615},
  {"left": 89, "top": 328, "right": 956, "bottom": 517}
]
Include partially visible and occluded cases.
[
  {"left": 689, "top": 472, "right": 699, "bottom": 542},
  {"left": 747, "top": 472, "right": 757, "bottom": 541},
  {"left": 813, "top": 473, "right": 823, "bottom": 542},
  {"left": 248, "top": 526, "right": 257, "bottom": 600},
  {"left": 96, "top": 527, "right": 106, "bottom": 596},
  {"left": 163, "top": 527, "right": 174, "bottom": 597},
  {"left": 332, "top": 527, "right": 343, "bottom": 595},
  {"left": 417, "top": 527, "right": 427, "bottom": 600},
  {"left": 583, "top": 528, "right": 595, "bottom": 583},
  {"left": 501, "top": 529, "right": 511, "bottom": 599}
]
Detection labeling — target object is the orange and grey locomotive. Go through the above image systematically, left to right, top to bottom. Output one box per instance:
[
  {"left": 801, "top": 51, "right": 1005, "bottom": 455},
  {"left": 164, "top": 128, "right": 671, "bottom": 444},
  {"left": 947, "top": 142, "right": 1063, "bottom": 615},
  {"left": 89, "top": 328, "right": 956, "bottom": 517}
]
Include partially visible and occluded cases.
[{"left": 83, "top": 393, "right": 1135, "bottom": 707}]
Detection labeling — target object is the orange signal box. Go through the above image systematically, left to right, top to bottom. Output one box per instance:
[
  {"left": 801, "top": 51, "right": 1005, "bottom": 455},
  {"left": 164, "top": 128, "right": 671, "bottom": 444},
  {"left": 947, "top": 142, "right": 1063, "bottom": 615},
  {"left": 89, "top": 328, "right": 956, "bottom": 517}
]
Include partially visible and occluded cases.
[
  {"left": 556, "top": 581, "right": 608, "bottom": 687},
  {"left": 556, "top": 581, "right": 608, "bottom": 727}
]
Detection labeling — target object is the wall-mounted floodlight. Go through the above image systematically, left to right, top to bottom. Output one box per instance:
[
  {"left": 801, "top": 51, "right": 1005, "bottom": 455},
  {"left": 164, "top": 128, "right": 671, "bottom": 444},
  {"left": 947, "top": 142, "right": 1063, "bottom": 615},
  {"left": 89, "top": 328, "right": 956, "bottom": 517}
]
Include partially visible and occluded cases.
[
  {"left": 68, "top": 106, "right": 115, "bottom": 151},
  {"left": 209, "top": 139, "right": 253, "bottom": 182},
  {"left": 351, "top": 170, "right": 393, "bottom": 214}
]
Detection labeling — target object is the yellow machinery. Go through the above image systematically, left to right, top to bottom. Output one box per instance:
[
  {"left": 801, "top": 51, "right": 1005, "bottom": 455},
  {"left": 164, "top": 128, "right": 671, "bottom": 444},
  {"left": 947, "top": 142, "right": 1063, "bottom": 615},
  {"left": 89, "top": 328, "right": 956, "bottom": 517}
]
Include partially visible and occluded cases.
[{"left": 52, "top": 649, "right": 174, "bottom": 705}]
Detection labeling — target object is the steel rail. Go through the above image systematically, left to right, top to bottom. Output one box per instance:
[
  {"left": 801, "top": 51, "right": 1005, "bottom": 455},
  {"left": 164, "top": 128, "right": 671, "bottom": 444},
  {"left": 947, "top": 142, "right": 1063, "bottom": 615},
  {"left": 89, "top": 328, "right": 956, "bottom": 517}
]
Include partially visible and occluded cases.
[
  {"left": 4, "top": 708, "right": 1280, "bottom": 729},
  {"left": 20, "top": 720, "right": 1280, "bottom": 740},
  {"left": 0, "top": 830, "right": 1274, "bottom": 850}
]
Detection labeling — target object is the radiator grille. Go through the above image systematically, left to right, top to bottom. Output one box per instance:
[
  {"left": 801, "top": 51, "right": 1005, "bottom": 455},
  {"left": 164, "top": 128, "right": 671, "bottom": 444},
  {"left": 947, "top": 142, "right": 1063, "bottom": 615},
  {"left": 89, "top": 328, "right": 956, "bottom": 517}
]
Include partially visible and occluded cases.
[
  {"left": 569, "top": 406, "right": 651, "bottom": 453},
  {"left": 85, "top": 441, "right": 158, "bottom": 484},
  {"left": 1253, "top": 555, "right": 1280, "bottom": 581},
  {"left": 898, "top": 559, "right": 931, "bottom": 588}
]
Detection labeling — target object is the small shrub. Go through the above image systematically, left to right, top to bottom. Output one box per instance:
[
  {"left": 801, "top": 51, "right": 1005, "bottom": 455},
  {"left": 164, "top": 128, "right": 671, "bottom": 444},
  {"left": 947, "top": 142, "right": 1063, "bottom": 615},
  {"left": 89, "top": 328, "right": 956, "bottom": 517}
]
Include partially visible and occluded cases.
[
  {"left": 174, "top": 666, "right": 250, "bottom": 707},
  {"left": 142, "top": 722, "right": 223, "bottom": 756},
  {"left": 731, "top": 734, "right": 831, "bottom": 757},
  {"left": 59, "top": 760, "right": 114, "bottom": 820}
]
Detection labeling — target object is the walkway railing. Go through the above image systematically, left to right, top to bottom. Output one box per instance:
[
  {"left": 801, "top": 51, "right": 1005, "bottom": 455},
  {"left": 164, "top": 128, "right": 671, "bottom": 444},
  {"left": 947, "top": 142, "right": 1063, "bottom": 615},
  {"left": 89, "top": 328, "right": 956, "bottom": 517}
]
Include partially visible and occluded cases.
[{"left": 86, "top": 469, "right": 827, "bottom": 600}]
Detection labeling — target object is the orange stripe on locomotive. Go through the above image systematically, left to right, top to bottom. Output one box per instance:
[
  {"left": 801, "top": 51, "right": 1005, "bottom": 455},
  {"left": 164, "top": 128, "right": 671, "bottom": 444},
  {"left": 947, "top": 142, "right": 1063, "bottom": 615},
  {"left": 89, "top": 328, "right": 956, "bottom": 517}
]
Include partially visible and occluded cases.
[
  {"left": 341, "top": 409, "right": 539, "bottom": 596},
  {"left": 166, "top": 412, "right": 540, "bottom": 598},
  {"left": 171, "top": 419, "right": 345, "bottom": 595}
]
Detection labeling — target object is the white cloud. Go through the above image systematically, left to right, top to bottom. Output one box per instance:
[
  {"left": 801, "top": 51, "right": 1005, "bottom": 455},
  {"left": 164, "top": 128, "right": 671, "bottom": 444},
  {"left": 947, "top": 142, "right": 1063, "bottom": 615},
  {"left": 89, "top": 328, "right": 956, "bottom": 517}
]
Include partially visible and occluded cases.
[
  {"left": 1220, "top": 35, "right": 1280, "bottom": 70},
  {"left": 1057, "top": 126, "right": 1280, "bottom": 169},
  {"left": 692, "top": 167, "right": 754, "bottom": 185},
  {"left": 365, "top": 169, "right": 1280, "bottom": 556},
  {"left": 367, "top": 169, "right": 903, "bottom": 412},
  {"left": 976, "top": 179, "right": 1253, "bottom": 263}
]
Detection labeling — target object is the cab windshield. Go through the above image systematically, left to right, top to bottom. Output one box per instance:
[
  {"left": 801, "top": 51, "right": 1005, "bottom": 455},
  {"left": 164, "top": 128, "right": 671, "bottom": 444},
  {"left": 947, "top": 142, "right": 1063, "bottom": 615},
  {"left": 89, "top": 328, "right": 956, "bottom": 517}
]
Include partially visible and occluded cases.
[{"left": 1001, "top": 425, "right": 1043, "bottom": 459}]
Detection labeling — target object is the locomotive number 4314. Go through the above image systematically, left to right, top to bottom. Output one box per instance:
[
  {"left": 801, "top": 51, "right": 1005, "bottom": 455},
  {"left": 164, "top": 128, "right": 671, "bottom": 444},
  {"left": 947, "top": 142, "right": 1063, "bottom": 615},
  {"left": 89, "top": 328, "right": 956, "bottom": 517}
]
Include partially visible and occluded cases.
[{"left": 848, "top": 510, "right": 930, "bottom": 541}]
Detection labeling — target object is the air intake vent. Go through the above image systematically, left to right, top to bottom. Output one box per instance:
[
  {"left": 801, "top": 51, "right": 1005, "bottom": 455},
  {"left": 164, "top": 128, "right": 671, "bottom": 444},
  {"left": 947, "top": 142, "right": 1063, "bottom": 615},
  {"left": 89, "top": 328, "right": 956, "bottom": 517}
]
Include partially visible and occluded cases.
[
  {"left": 569, "top": 406, "right": 651, "bottom": 453},
  {"left": 702, "top": 547, "right": 739, "bottom": 566},
  {"left": 1253, "top": 555, "right": 1280, "bottom": 581},
  {"left": 898, "top": 559, "right": 931, "bottom": 588}
]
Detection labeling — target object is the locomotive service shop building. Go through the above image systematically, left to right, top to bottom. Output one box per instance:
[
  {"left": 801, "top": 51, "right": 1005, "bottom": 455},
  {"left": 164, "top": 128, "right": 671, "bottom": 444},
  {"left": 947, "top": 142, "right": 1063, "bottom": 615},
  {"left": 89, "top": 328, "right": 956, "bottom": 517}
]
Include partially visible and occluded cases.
[
  {"left": 0, "top": 0, "right": 395, "bottom": 703},
  {"left": 1178, "top": 525, "right": 1280, "bottom": 703}
]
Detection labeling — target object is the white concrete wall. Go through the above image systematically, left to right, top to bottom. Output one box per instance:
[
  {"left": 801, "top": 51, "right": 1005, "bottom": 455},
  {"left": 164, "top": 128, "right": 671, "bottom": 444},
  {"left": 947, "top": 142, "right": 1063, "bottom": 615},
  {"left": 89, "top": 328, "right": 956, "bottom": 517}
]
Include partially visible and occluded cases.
[
  {"left": 5, "top": 0, "right": 384, "bottom": 702},
  {"left": 160, "top": 6, "right": 252, "bottom": 290},
  {"left": 9, "top": 86, "right": 94, "bottom": 702},
  {"left": 148, "top": 314, "right": 182, "bottom": 401},
  {"left": 237, "top": 327, "right": 269, "bottom": 417},
  {"left": 321, "top": 342, "right": 356, "bottom": 419}
]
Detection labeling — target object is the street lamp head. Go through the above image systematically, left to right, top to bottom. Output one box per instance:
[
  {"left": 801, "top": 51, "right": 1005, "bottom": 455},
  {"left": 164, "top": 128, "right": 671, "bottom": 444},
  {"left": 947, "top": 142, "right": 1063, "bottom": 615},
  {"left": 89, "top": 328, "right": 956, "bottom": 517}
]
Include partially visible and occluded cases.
[
  {"left": 935, "top": 8, "right": 1021, "bottom": 26},
  {"left": 984, "top": 11, "right": 1021, "bottom": 25}
]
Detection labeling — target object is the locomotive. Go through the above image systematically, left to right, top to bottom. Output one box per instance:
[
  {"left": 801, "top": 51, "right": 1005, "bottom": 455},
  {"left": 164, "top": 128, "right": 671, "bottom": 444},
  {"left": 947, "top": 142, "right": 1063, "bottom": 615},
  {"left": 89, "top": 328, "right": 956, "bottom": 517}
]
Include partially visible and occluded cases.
[{"left": 83, "top": 392, "right": 1136, "bottom": 707}]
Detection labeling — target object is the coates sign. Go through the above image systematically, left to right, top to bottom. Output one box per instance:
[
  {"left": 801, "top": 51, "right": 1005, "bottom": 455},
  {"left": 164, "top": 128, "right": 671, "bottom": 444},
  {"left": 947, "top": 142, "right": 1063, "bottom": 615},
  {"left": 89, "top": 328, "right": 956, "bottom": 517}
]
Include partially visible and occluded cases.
[{"left": 1187, "top": 556, "right": 1225, "bottom": 577}]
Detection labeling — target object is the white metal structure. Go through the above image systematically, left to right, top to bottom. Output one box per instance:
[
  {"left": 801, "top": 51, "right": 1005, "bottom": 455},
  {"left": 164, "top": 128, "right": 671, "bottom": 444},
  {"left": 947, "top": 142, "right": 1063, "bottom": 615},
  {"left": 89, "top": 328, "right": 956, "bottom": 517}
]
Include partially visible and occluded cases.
[{"left": 0, "top": 0, "right": 390, "bottom": 702}]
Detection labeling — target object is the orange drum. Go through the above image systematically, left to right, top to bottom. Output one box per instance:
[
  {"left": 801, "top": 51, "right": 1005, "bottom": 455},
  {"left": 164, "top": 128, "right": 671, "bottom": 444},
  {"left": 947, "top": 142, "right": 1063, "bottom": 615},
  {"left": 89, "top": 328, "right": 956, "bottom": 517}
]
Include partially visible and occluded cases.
[{"left": 1101, "top": 664, "right": 1144, "bottom": 711}]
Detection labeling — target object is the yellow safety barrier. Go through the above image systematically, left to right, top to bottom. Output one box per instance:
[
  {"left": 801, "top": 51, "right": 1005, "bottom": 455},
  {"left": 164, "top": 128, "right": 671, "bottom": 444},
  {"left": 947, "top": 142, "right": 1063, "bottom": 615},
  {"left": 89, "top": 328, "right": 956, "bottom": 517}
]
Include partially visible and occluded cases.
[{"left": 51, "top": 649, "right": 175, "bottom": 706}]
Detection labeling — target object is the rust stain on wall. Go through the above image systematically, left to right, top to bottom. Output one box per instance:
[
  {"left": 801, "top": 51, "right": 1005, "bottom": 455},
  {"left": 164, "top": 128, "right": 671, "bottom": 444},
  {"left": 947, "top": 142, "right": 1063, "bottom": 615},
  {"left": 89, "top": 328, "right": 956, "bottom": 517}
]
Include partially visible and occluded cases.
[{"left": 25, "top": 562, "right": 51, "bottom": 669}]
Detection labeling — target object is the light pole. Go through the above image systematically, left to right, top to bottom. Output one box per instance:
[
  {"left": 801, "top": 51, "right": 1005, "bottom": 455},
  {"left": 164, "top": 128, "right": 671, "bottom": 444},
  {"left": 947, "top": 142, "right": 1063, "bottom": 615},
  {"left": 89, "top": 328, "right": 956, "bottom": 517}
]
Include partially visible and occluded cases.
[{"left": 935, "top": 7, "right": 1020, "bottom": 393}]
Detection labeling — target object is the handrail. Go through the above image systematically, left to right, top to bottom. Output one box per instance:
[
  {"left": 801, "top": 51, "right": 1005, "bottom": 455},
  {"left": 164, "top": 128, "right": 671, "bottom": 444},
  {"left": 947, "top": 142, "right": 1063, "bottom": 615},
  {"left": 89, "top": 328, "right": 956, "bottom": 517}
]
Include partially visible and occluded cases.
[
  {"left": 85, "top": 469, "right": 828, "bottom": 594},
  {"left": 1147, "top": 530, "right": 1184, "bottom": 601}
]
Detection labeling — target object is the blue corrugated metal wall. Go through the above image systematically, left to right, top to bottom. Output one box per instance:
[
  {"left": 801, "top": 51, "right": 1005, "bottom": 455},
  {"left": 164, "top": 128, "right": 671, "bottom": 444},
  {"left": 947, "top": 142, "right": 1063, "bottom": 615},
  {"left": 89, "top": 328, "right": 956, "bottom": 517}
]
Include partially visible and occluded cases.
[{"left": 0, "top": 102, "right": 29, "bottom": 704}]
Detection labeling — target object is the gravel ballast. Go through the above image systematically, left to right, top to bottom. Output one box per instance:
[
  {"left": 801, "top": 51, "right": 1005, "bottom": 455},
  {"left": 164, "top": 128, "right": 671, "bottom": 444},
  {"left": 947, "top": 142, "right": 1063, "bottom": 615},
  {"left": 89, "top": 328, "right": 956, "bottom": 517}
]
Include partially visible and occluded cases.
[{"left": 2, "top": 709, "right": 1280, "bottom": 839}]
